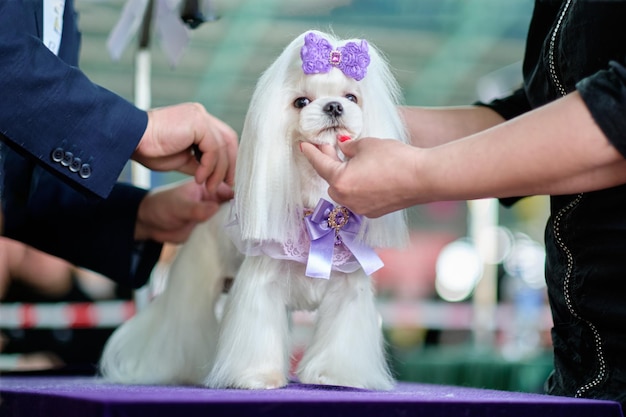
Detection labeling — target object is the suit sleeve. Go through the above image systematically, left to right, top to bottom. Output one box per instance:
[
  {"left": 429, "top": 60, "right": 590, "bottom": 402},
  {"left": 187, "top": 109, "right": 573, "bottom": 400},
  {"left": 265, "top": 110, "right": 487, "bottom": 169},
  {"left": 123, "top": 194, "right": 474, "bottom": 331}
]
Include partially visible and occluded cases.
[
  {"left": 0, "top": 1, "right": 147, "bottom": 199},
  {"left": 0, "top": 1, "right": 159, "bottom": 287},
  {"left": 2, "top": 155, "right": 161, "bottom": 288}
]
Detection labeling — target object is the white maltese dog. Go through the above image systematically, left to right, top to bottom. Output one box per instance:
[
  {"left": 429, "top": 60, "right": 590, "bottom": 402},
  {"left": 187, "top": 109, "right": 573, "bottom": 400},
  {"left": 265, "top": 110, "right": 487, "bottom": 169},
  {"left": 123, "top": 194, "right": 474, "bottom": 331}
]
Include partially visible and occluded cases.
[{"left": 100, "top": 30, "right": 409, "bottom": 390}]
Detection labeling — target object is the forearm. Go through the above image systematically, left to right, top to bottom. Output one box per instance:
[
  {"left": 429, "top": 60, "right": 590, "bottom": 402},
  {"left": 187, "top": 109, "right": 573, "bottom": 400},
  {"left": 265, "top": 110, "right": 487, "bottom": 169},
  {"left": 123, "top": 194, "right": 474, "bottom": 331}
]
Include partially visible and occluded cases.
[
  {"left": 0, "top": 1, "right": 147, "bottom": 199},
  {"left": 420, "top": 91, "right": 626, "bottom": 202},
  {"left": 400, "top": 105, "right": 506, "bottom": 148},
  {"left": 2, "top": 166, "right": 161, "bottom": 288}
]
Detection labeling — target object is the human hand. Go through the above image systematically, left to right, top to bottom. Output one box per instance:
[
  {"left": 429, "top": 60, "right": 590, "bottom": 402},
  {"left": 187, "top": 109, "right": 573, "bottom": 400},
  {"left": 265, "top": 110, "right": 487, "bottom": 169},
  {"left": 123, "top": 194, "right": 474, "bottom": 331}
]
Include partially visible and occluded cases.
[
  {"left": 133, "top": 103, "right": 238, "bottom": 192},
  {"left": 300, "top": 137, "right": 421, "bottom": 217},
  {"left": 134, "top": 179, "right": 234, "bottom": 243}
]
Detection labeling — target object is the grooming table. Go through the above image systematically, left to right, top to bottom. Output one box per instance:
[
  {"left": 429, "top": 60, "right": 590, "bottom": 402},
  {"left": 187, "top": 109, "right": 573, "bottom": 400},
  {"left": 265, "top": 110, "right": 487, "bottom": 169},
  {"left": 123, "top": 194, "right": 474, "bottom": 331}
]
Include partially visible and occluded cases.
[{"left": 0, "top": 376, "right": 622, "bottom": 417}]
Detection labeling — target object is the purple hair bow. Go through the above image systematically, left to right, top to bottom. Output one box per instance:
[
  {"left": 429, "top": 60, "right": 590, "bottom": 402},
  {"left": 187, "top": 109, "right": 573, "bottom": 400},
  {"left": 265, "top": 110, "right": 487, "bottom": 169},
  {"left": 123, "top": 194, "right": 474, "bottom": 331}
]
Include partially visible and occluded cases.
[
  {"left": 300, "top": 32, "right": 370, "bottom": 81},
  {"left": 304, "top": 199, "right": 383, "bottom": 279}
]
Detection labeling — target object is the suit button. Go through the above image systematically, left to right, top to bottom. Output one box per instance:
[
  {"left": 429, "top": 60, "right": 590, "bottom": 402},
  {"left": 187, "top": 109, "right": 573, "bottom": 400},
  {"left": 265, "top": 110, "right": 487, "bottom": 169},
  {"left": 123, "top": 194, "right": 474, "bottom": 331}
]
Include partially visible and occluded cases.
[
  {"left": 51, "top": 148, "right": 64, "bottom": 162},
  {"left": 61, "top": 151, "right": 73, "bottom": 167},
  {"left": 69, "top": 157, "right": 82, "bottom": 173},
  {"left": 79, "top": 163, "right": 92, "bottom": 179}
]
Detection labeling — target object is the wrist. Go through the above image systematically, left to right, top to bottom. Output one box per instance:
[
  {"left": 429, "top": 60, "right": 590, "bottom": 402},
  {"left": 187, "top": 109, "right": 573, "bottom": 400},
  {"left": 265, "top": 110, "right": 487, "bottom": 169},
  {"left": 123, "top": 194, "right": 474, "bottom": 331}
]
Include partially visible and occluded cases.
[
  {"left": 133, "top": 111, "right": 153, "bottom": 162},
  {"left": 408, "top": 147, "right": 439, "bottom": 205},
  {"left": 134, "top": 197, "right": 150, "bottom": 241},
  {"left": 134, "top": 223, "right": 149, "bottom": 241}
]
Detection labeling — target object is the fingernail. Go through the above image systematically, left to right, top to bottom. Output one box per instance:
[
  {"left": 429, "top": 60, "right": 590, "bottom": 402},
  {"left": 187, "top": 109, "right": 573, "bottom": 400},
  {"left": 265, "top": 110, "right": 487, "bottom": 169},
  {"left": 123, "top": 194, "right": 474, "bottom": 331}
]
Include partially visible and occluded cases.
[{"left": 338, "top": 135, "right": 351, "bottom": 143}]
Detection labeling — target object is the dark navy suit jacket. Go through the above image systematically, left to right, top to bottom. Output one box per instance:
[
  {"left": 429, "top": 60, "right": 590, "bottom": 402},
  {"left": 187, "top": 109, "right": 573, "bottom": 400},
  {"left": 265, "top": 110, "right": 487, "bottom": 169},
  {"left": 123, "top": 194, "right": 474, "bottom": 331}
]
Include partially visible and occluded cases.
[{"left": 0, "top": 0, "right": 160, "bottom": 288}]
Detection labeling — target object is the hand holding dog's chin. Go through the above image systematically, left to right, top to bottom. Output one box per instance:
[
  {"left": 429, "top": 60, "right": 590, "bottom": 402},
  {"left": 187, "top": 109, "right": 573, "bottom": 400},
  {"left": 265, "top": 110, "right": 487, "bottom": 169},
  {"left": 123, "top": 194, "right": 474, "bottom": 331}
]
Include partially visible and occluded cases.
[{"left": 301, "top": 138, "right": 422, "bottom": 218}]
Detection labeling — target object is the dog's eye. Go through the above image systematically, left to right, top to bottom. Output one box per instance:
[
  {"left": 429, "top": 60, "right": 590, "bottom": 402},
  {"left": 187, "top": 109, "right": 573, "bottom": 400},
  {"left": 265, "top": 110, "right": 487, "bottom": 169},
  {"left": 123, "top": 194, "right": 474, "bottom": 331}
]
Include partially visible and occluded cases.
[
  {"left": 345, "top": 94, "right": 358, "bottom": 104},
  {"left": 294, "top": 97, "right": 311, "bottom": 108}
]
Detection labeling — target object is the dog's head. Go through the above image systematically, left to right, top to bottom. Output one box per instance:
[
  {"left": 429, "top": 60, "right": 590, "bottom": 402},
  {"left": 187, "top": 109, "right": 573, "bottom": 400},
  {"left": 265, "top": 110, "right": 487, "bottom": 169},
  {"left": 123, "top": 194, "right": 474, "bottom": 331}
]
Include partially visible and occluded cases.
[
  {"left": 235, "top": 30, "right": 408, "bottom": 248},
  {"left": 287, "top": 33, "right": 365, "bottom": 147}
]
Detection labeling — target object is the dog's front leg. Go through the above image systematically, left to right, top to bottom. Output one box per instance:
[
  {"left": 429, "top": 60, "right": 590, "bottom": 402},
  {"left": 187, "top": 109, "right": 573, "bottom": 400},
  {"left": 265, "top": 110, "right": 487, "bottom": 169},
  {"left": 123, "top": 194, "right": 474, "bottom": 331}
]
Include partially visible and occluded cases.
[
  {"left": 206, "top": 255, "right": 290, "bottom": 389},
  {"left": 297, "top": 270, "right": 394, "bottom": 390}
]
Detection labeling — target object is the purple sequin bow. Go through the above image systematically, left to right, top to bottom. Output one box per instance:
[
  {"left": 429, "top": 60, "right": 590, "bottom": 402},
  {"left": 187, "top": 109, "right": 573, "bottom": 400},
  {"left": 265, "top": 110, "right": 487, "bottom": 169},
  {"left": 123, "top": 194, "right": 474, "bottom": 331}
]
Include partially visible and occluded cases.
[
  {"left": 300, "top": 32, "right": 370, "bottom": 81},
  {"left": 304, "top": 198, "right": 383, "bottom": 279}
]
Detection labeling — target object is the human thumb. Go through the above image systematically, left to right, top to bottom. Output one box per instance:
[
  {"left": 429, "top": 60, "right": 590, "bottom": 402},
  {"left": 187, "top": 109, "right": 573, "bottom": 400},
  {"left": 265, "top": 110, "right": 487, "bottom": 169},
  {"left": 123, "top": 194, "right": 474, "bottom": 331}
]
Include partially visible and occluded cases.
[
  {"left": 336, "top": 135, "right": 359, "bottom": 158},
  {"left": 176, "top": 180, "right": 219, "bottom": 222},
  {"left": 190, "top": 200, "right": 220, "bottom": 222}
]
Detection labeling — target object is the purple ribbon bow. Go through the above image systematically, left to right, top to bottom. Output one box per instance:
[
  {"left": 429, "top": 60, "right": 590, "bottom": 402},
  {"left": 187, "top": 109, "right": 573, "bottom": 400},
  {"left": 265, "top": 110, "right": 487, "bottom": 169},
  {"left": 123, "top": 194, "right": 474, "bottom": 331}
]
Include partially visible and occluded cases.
[
  {"left": 300, "top": 32, "right": 370, "bottom": 81},
  {"left": 304, "top": 199, "right": 383, "bottom": 279}
]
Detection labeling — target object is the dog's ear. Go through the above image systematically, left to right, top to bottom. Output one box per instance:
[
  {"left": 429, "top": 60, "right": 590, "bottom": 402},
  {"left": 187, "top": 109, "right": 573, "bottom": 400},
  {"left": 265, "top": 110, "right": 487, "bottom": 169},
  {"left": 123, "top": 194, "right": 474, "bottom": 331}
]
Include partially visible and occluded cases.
[{"left": 234, "top": 33, "right": 307, "bottom": 244}]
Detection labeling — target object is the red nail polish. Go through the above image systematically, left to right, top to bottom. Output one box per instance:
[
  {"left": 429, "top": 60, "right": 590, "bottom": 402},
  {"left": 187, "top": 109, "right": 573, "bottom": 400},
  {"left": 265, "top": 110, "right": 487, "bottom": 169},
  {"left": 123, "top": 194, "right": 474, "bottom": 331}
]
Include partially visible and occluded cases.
[{"left": 338, "top": 135, "right": 351, "bottom": 143}]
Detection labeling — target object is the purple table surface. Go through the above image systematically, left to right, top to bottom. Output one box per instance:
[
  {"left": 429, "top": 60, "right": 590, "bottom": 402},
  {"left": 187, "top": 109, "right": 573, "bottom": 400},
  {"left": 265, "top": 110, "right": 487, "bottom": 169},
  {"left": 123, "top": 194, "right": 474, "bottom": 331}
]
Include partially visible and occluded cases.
[{"left": 0, "top": 376, "right": 622, "bottom": 417}]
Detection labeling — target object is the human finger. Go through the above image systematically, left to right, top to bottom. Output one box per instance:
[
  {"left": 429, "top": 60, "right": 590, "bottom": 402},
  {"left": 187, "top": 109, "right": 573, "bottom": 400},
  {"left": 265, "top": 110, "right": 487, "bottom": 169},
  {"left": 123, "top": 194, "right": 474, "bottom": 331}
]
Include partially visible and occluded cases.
[
  {"left": 211, "top": 117, "right": 239, "bottom": 186},
  {"left": 194, "top": 122, "right": 238, "bottom": 189},
  {"left": 193, "top": 123, "right": 225, "bottom": 187},
  {"left": 300, "top": 142, "right": 343, "bottom": 183},
  {"left": 317, "top": 143, "right": 343, "bottom": 161},
  {"left": 205, "top": 150, "right": 229, "bottom": 192},
  {"left": 143, "top": 151, "right": 198, "bottom": 175},
  {"left": 169, "top": 181, "right": 220, "bottom": 224},
  {"left": 214, "top": 182, "right": 235, "bottom": 202},
  {"left": 189, "top": 200, "right": 221, "bottom": 223}
]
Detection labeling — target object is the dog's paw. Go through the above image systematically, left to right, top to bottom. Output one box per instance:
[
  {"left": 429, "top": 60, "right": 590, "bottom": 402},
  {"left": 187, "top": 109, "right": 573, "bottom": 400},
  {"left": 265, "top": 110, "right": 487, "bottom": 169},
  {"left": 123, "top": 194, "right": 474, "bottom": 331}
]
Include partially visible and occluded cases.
[
  {"left": 298, "top": 367, "right": 394, "bottom": 390},
  {"left": 206, "top": 368, "right": 288, "bottom": 390},
  {"left": 240, "top": 370, "right": 288, "bottom": 390},
  {"left": 298, "top": 371, "right": 361, "bottom": 389},
  {"left": 299, "top": 373, "right": 363, "bottom": 388}
]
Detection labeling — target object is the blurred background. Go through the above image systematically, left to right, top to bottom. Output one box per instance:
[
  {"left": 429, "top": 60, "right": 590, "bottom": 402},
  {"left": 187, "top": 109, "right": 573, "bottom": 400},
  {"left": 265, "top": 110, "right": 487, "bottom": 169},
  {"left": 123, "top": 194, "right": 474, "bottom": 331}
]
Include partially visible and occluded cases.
[{"left": 1, "top": 0, "right": 554, "bottom": 394}]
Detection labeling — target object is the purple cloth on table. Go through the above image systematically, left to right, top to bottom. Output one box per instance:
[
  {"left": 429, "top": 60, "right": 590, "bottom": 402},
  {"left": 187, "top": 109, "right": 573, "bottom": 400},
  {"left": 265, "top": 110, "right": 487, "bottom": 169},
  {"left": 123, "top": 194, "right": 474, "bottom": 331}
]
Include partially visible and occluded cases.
[{"left": 0, "top": 377, "right": 622, "bottom": 417}]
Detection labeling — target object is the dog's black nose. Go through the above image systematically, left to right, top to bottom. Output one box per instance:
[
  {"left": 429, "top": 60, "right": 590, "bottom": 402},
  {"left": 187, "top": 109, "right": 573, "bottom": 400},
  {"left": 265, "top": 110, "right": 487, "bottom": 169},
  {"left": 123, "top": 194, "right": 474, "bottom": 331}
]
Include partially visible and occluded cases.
[{"left": 323, "top": 101, "right": 343, "bottom": 117}]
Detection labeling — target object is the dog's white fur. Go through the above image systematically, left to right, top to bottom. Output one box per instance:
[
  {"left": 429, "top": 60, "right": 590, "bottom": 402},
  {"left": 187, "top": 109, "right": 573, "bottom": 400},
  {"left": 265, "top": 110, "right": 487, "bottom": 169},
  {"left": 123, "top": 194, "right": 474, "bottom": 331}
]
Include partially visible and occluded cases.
[{"left": 100, "top": 30, "right": 409, "bottom": 390}]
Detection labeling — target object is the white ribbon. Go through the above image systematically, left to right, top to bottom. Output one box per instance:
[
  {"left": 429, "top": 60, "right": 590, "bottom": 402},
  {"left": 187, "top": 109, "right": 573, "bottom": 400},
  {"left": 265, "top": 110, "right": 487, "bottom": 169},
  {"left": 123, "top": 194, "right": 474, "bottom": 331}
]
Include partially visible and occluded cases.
[{"left": 107, "top": 0, "right": 190, "bottom": 67}]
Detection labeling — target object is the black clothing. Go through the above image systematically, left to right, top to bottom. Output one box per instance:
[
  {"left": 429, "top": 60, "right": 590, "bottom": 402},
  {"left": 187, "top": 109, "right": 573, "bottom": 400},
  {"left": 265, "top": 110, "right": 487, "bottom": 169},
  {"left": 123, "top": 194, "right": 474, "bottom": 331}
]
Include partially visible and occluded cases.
[{"left": 483, "top": 0, "right": 626, "bottom": 407}]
